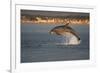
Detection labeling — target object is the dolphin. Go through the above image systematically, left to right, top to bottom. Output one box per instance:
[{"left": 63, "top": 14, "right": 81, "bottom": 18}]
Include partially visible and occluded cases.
[{"left": 49, "top": 23, "right": 81, "bottom": 45}]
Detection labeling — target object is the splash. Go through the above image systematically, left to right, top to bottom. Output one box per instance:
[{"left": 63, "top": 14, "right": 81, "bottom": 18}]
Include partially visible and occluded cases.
[
  {"left": 57, "top": 32, "right": 81, "bottom": 45},
  {"left": 67, "top": 35, "right": 81, "bottom": 45}
]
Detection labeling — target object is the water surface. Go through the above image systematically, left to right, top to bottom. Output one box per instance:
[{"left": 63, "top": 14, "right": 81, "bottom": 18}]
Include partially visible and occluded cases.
[{"left": 21, "top": 24, "right": 89, "bottom": 63}]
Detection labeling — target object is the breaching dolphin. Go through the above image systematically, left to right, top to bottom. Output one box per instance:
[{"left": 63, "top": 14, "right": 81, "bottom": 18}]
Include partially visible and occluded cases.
[{"left": 49, "top": 23, "right": 81, "bottom": 45}]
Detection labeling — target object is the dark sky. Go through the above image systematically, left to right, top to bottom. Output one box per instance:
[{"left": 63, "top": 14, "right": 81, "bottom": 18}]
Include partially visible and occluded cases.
[{"left": 21, "top": 10, "right": 89, "bottom": 17}]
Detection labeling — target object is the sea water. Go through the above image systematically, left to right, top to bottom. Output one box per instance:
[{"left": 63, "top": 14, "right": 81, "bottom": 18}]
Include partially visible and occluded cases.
[{"left": 21, "top": 24, "right": 89, "bottom": 63}]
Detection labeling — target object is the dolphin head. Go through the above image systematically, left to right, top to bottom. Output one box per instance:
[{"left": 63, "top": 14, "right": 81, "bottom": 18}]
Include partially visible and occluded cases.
[{"left": 49, "top": 29, "right": 56, "bottom": 34}]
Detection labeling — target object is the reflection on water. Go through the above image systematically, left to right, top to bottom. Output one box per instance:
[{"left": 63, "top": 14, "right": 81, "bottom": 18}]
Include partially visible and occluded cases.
[{"left": 21, "top": 24, "right": 89, "bottom": 63}]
